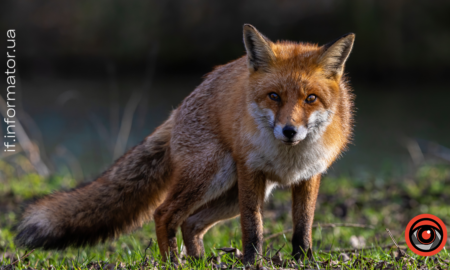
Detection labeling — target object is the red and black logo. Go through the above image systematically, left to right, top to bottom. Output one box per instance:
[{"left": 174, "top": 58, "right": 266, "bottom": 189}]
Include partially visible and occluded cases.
[{"left": 405, "top": 214, "right": 447, "bottom": 256}]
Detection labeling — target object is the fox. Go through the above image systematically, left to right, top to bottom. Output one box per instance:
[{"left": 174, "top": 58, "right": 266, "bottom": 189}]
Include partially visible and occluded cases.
[{"left": 15, "top": 24, "right": 355, "bottom": 265}]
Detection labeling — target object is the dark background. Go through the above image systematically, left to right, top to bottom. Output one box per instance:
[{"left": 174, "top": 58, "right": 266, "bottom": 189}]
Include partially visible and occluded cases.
[{"left": 1, "top": 0, "right": 450, "bottom": 179}]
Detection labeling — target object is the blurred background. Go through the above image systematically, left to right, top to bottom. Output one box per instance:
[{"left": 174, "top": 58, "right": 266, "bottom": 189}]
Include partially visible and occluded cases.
[
  {"left": 0, "top": 0, "right": 450, "bottom": 260},
  {"left": 1, "top": 0, "right": 450, "bottom": 179}
]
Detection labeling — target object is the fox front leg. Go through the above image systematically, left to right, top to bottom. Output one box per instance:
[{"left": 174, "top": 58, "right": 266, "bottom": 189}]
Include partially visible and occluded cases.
[
  {"left": 237, "top": 163, "right": 266, "bottom": 266},
  {"left": 291, "top": 174, "right": 321, "bottom": 260}
]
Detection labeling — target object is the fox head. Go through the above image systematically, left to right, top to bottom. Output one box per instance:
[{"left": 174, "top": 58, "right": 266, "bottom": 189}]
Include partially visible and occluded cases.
[{"left": 243, "top": 24, "right": 354, "bottom": 146}]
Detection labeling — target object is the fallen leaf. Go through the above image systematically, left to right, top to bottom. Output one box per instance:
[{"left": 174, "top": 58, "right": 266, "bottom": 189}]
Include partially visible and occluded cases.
[{"left": 338, "top": 253, "right": 350, "bottom": 262}]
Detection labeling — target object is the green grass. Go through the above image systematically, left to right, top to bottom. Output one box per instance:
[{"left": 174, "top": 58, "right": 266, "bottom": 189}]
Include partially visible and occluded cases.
[{"left": 1, "top": 158, "right": 450, "bottom": 269}]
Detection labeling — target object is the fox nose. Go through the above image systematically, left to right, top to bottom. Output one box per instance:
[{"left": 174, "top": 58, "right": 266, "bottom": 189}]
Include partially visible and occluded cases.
[{"left": 282, "top": 126, "right": 297, "bottom": 139}]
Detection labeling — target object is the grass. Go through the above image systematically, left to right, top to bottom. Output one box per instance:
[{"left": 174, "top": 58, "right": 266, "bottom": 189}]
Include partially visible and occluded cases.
[{"left": 1, "top": 156, "right": 450, "bottom": 269}]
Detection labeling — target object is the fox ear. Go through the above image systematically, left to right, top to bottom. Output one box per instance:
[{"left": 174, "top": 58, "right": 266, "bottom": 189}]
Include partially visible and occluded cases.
[
  {"left": 243, "top": 24, "right": 275, "bottom": 72},
  {"left": 319, "top": 33, "right": 355, "bottom": 78}
]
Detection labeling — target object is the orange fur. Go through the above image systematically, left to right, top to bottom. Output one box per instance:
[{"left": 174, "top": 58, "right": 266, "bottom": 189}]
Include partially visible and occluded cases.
[{"left": 16, "top": 25, "right": 355, "bottom": 266}]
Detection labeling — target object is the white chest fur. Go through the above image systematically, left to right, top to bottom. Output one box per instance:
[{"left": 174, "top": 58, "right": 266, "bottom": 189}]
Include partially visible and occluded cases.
[{"left": 246, "top": 133, "right": 332, "bottom": 185}]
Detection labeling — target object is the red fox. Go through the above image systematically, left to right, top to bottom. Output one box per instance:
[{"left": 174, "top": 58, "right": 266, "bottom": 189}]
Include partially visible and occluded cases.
[{"left": 16, "top": 24, "right": 355, "bottom": 265}]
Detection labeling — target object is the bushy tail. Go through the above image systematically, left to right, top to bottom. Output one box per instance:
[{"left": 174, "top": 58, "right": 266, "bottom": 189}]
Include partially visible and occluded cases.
[{"left": 15, "top": 111, "right": 176, "bottom": 249}]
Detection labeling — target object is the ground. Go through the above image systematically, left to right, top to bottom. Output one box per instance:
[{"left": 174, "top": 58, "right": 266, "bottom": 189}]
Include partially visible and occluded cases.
[{"left": 1, "top": 157, "right": 450, "bottom": 269}]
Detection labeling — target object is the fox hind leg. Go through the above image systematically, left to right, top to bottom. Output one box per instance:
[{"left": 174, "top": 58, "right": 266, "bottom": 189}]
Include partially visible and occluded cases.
[
  {"left": 154, "top": 153, "right": 237, "bottom": 262},
  {"left": 154, "top": 170, "right": 208, "bottom": 262},
  {"left": 181, "top": 183, "right": 240, "bottom": 258}
]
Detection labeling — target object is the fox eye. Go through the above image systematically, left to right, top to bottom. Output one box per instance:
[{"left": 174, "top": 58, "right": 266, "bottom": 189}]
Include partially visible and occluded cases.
[
  {"left": 268, "top": 92, "right": 281, "bottom": 102},
  {"left": 305, "top": 94, "right": 317, "bottom": 104}
]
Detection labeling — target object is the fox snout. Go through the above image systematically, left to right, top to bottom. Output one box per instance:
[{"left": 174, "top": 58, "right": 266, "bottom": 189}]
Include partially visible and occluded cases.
[{"left": 275, "top": 124, "right": 308, "bottom": 145}]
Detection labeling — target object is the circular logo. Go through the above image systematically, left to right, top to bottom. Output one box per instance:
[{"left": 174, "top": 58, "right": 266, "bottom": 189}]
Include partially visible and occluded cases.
[{"left": 405, "top": 214, "right": 447, "bottom": 256}]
